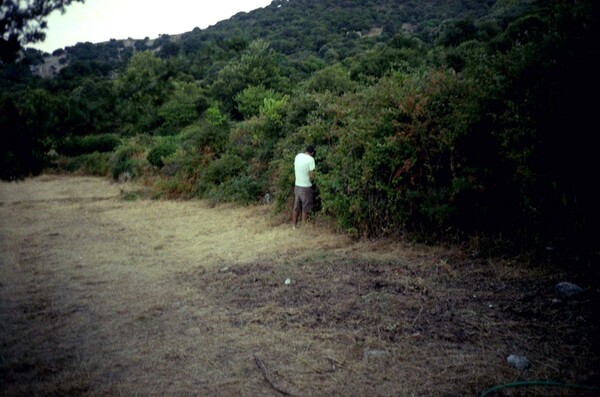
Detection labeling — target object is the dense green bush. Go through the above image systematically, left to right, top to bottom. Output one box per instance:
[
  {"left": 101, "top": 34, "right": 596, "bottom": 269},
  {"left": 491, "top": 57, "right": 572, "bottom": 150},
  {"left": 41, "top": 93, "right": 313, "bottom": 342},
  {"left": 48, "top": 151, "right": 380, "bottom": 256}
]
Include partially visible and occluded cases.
[
  {"left": 305, "top": 64, "right": 356, "bottom": 95},
  {"left": 313, "top": 68, "right": 469, "bottom": 238},
  {"left": 157, "top": 81, "right": 202, "bottom": 131},
  {"left": 235, "top": 85, "right": 279, "bottom": 119},
  {"left": 0, "top": 91, "right": 64, "bottom": 180},
  {"left": 180, "top": 121, "right": 229, "bottom": 154},
  {"left": 58, "top": 134, "right": 122, "bottom": 157},
  {"left": 147, "top": 140, "right": 177, "bottom": 168},
  {"left": 109, "top": 143, "right": 148, "bottom": 180},
  {"left": 80, "top": 152, "right": 111, "bottom": 176},
  {"left": 270, "top": 152, "right": 296, "bottom": 212},
  {"left": 193, "top": 153, "right": 270, "bottom": 203},
  {"left": 198, "top": 154, "right": 244, "bottom": 187},
  {"left": 206, "top": 174, "right": 265, "bottom": 204}
]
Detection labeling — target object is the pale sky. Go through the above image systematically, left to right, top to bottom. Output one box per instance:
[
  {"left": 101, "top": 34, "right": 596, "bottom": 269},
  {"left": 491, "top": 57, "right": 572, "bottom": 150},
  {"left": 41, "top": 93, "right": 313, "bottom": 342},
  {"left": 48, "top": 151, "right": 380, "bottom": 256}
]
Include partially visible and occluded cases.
[{"left": 30, "top": 0, "right": 273, "bottom": 53}]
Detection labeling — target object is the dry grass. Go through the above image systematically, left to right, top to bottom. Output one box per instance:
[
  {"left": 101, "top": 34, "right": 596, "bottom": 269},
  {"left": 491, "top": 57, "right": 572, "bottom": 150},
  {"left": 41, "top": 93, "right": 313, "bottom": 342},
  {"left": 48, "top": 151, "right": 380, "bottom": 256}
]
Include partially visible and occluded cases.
[{"left": 0, "top": 175, "right": 598, "bottom": 397}]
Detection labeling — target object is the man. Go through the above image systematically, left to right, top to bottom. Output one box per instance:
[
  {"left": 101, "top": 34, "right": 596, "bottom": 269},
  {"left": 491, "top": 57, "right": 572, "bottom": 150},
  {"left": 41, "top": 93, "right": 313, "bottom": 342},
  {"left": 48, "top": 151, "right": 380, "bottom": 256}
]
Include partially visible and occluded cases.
[{"left": 293, "top": 144, "right": 316, "bottom": 229}]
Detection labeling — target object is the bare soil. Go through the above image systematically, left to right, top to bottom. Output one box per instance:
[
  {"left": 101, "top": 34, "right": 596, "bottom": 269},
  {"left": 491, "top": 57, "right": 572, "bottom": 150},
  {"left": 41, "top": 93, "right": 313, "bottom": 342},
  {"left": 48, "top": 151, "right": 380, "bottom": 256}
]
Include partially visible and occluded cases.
[{"left": 0, "top": 175, "right": 598, "bottom": 397}]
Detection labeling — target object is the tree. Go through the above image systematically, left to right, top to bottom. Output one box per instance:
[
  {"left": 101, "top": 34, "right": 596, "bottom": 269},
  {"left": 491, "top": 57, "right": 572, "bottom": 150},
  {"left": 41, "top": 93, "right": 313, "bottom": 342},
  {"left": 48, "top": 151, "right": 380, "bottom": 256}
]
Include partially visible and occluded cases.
[
  {"left": 0, "top": 0, "right": 85, "bottom": 63},
  {"left": 210, "top": 40, "right": 282, "bottom": 118},
  {"left": 114, "top": 51, "right": 172, "bottom": 134},
  {"left": 66, "top": 77, "right": 118, "bottom": 135},
  {"left": 157, "top": 80, "right": 202, "bottom": 133},
  {"left": 234, "top": 85, "right": 280, "bottom": 120},
  {"left": 1, "top": 88, "right": 66, "bottom": 179}
]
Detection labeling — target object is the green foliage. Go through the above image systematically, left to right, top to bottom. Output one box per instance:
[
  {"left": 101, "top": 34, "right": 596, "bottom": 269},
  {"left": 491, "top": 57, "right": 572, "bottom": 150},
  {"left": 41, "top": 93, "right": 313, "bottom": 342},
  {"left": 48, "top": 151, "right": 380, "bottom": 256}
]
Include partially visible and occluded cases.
[
  {"left": 1, "top": 0, "right": 597, "bottom": 268},
  {"left": 436, "top": 18, "right": 478, "bottom": 47},
  {"left": 210, "top": 40, "right": 283, "bottom": 117},
  {"left": 349, "top": 42, "right": 425, "bottom": 81},
  {"left": 113, "top": 51, "right": 172, "bottom": 135},
  {"left": 305, "top": 64, "right": 356, "bottom": 95},
  {"left": 311, "top": 68, "right": 467, "bottom": 237},
  {"left": 65, "top": 78, "right": 118, "bottom": 136},
  {"left": 157, "top": 80, "right": 202, "bottom": 132},
  {"left": 235, "top": 85, "right": 280, "bottom": 120},
  {"left": 0, "top": 89, "right": 67, "bottom": 180},
  {"left": 228, "top": 93, "right": 289, "bottom": 164},
  {"left": 259, "top": 94, "right": 289, "bottom": 137},
  {"left": 204, "top": 104, "right": 228, "bottom": 127},
  {"left": 228, "top": 118, "right": 264, "bottom": 160},
  {"left": 180, "top": 121, "right": 229, "bottom": 154},
  {"left": 58, "top": 134, "right": 121, "bottom": 156},
  {"left": 147, "top": 139, "right": 177, "bottom": 168},
  {"left": 108, "top": 143, "right": 148, "bottom": 180},
  {"left": 54, "top": 151, "right": 111, "bottom": 176},
  {"left": 80, "top": 152, "right": 110, "bottom": 176},
  {"left": 194, "top": 152, "right": 266, "bottom": 203},
  {"left": 270, "top": 152, "right": 296, "bottom": 212},
  {"left": 198, "top": 154, "right": 244, "bottom": 187},
  {"left": 206, "top": 174, "right": 265, "bottom": 204},
  {"left": 151, "top": 176, "right": 194, "bottom": 199}
]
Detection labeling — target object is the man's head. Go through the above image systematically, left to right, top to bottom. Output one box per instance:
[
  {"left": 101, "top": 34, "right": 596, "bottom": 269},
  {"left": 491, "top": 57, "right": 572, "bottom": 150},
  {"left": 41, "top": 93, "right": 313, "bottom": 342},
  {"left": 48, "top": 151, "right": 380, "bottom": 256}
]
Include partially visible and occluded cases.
[{"left": 306, "top": 144, "right": 316, "bottom": 157}]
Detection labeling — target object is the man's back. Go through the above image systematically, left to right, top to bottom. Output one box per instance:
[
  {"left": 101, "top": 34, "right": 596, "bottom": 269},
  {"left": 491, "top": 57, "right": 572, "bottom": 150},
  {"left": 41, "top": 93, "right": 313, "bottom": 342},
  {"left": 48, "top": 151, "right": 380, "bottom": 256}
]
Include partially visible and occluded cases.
[{"left": 294, "top": 152, "right": 315, "bottom": 187}]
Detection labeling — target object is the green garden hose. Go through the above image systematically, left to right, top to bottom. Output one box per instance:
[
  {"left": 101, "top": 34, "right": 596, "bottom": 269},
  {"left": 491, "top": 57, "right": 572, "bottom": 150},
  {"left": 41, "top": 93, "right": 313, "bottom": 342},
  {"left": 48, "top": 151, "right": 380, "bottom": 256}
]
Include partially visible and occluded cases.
[{"left": 480, "top": 380, "right": 599, "bottom": 397}]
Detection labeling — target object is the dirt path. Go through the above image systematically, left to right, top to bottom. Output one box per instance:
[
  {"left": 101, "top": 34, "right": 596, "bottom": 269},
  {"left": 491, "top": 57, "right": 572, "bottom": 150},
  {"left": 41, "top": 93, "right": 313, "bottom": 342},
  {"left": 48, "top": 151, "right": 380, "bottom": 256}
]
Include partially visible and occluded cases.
[{"left": 1, "top": 175, "right": 597, "bottom": 396}]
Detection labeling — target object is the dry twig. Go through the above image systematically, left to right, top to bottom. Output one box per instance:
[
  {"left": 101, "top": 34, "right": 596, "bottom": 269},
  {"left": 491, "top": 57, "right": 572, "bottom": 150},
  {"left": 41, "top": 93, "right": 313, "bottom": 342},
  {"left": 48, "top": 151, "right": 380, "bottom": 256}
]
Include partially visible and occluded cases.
[{"left": 253, "top": 353, "right": 297, "bottom": 396}]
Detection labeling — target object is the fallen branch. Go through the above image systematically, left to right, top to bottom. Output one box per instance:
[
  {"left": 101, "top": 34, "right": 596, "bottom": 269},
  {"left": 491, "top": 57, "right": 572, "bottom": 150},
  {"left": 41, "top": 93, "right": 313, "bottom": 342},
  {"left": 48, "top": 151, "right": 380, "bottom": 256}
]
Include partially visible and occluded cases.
[{"left": 253, "top": 353, "right": 297, "bottom": 396}]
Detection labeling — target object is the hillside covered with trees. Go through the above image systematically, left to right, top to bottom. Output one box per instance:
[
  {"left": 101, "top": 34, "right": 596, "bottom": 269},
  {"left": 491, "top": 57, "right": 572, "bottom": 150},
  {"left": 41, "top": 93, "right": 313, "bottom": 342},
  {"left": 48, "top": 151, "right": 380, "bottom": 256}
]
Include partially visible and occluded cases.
[{"left": 1, "top": 0, "right": 597, "bottom": 274}]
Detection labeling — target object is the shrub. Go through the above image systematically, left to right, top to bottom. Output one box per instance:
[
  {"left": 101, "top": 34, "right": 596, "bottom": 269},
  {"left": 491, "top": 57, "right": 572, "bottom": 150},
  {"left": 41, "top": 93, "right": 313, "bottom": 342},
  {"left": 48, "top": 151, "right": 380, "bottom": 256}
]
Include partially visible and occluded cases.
[
  {"left": 305, "top": 64, "right": 356, "bottom": 95},
  {"left": 310, "top": 69, "right": 463, "bottom": 238},
  {"left": 157, "top": 81, "right": 202, "bottom": 131},
  {"left": 235, "top": 85, "right": 284, "bottom": 120},
  {"left": 204, "top": 105, "right": 227, "bottom": 127},
  {"left": 180, "top": 122, "right": 229, "bottom": 154},
  {"left": 59, "top": 134, "right": 121, "bottom": 156},
  {"left": 147, "top": 140, "right": 177, "bottom": 168},
  {"left": 109, "top": 144, "right": 147, "bottom": 180},
  {"left": 270, "top": 151, "right": 296, "bottom": 212},
  {"left": 51, "top": 152, "right": 110, "bottom": 176},
  {"left": 80, "top": 152, "right": 111, "bottom": 176},
  {"left": 199, "top": 154, "right": 244, "bottom": 186},
  {"left": 206, "top": 174, "right": 265, "bottom": 204},
  {"left": 151, "top": 176, "right": 194, "bottom": 199}
]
